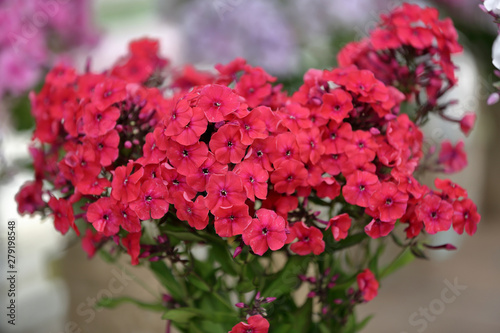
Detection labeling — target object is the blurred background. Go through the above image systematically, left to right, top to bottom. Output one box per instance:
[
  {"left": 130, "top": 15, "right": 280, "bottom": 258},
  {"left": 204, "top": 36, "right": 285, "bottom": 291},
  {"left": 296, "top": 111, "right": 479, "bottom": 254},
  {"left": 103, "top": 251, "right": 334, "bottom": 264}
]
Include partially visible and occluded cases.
[{"left": 0, "top": 0, "right": 499, "bottom": 332}]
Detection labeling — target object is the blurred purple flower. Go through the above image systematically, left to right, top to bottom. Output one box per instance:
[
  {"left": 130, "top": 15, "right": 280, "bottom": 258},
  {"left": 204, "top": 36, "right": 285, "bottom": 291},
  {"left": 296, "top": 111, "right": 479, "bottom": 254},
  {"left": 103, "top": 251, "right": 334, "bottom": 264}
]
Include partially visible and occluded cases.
[
  {"left": 0, "top": 0, "right": 98, "bottom": 97},
  {"left": 178, "top": 0, "right": 299, "bottom": 75}
]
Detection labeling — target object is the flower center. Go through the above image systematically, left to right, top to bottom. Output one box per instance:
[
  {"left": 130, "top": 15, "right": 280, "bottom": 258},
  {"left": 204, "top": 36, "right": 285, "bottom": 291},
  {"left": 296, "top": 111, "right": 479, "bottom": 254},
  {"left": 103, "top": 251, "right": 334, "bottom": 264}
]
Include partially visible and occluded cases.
[
  {"left": 214, "top": 101, "right": 221, "bottom": 107},
  {"left": 182, "top": 150, "right": 189, "bottom": 157},
  {"left": 220, "top": 190, "right": 227, "bottom": 197},
  {"left": 146, "top": 196, "right": 152, "bottom": 202},
  {"left": 385, "top": 198, "right": 392, "bottom": 206},
  {"left": 262, "top": 227, "right": 268, "bottom": 235}
]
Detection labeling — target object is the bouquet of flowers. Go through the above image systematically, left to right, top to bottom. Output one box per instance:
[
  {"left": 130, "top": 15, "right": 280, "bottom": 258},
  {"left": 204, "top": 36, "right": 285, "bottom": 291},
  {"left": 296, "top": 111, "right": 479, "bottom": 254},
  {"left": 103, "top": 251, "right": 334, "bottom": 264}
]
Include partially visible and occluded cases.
[{"left": 16, "top": 3, "right": 481, "bottom": 332}]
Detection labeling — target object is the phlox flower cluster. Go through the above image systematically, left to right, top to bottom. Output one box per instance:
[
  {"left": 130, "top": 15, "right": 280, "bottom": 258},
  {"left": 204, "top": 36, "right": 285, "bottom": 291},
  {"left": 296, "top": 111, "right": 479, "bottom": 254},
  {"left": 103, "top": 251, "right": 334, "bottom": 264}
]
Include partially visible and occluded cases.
[{"left": 16, "top": 4, "right": 481, "bottom": 332}]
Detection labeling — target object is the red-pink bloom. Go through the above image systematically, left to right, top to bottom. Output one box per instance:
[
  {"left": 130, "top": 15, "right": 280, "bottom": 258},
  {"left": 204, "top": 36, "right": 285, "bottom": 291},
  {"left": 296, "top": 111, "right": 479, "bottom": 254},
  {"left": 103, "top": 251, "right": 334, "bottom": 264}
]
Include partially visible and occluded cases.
[
  {"left": 371, "top": 28, "right": 402, "bottom": 50},
  {"left": 235, "top": 68, "right": 274, "bottom": 108},
  {"left": 92, "top": 79, "right": 127, "bottom": 111},
  {"left": 198, "top": 84, "right": 240, "bottom": 122},
  {"left": 320, "top": 88, "right": 353, "bottom": 122},
  {"left": 160, "top": 99, "right": 193, "bottom": 137},
  {"left": 279, "top": 103, "right": 312, "bottom": 133},
  {"left": 82, "top": 104, "right": 121, "bottom": 137},
  {"left": 171, "top": 107, "right": 208, "bottom": 145},
  {"left": 237, "top": 107, "right": 268, "bottom": 145},
  {"left": 459, "top": 112, "right": 476, "bottom": 136},
  {"left": 323, "top": 121, "right": 353, "bottom": 155},
  {"left": 209, "top": 124, "right": 247, "bottom": 164},
  {"left": 296, "top": 127, "right": 325, "bottom": 165},
  {"left": 86, "top": 130, "right": 120, "bottom": 166},
  {"left": 344, "top": 130, "right": 378, "bottom": 161},
  {"left": 140, "top": 132, "right": 167, "bottom": 164},
  {"left": 271, "top": 132, "right": 300, "bottom": 167},
  {"left": 247, "top": 138, "right": 275, "bottom": 172},
  {"left": 438, "top": 140, "right": 467, "bottom": 173},
  {"left": 166, "top": 141, "right": 208, "bottom": 176},
  {"left": 186, "top": 152, "right": 227, "bottom": 192},
  {"left": 320, "top": 153, "right": 346, "bottom": 176},
  {"left": 340, "top": 154, "right": 376, "bottom": 176},
  {"left": 271, "top": 159, "right": 308, "bottom": 195},
  {"left": 233, "top": 161, "right": 269, "bottom": 201},
  {"left": 111, "top": 163, "right": 144, "bottom": 203},
  {"left": 161, "top": 165, "right": 197, "bottom": 200},
  {"left": 391, "top": 169, "right": 426, "bottom": 199},
  {"left": 342, "top": 171, "right": 381, "bottom": 207},
  {"left": 205, "top": 172, "right": 246, "bottom": 211},
  {"left": 77, "top": 176, "right": 111, "bottom": 196},
  {"left": 315, "top": 177, "right": 341, "bottom": 200},
  {"left": 434, "top": 178, "right": 467, "bottom": 200},
  {"left": 129, "top": 179, "right": 170, "bottom": 220},
  {"left": 16, "top": 181, "right": 45, "bottom": 215},
  {"left": 369, "top": 182, "right": 408, "bottom": 222},
  {"left": 174, "top": 194, "right": 209, "bottom": 230},
  {"left": 416, "top": 194, "right": 453, "bottom": 234},
  {"left": 48, "top": 197, "right": 79, "bottom": 236},
  {"left": 86, "top": 197, "right": 120, "bottom": 236},
  {"left": 452, "top": 199, "right": 480, "bottom": 236},
  {"left": 113, "top": 203, "right": 141, "bottom": 233},
  {"left": 213, "top": 204, "right": 252, "bottom": 237},
  {"left": 242, "top": 209, "right": 287, "bottom": 256},
  {"left": 327, "top": 213, "right": 352, "bottom": 241},
  {"left": 364, "top": 218, "right": 395, "bottom": 239},
  {"left": 289, "top": 222, "right": 325, "bottom": 255},
  {"left": 81, "top": 229, "right": 104, "bottom": 258},
  {"left": 122, "top": 232, "right": 141, "bottom": 265},
  {"left": 357, "top": 269, "right": 379, "bottom": 302},
  {"left": 229, "top": 314, "right": 269, "bottom": 333}
]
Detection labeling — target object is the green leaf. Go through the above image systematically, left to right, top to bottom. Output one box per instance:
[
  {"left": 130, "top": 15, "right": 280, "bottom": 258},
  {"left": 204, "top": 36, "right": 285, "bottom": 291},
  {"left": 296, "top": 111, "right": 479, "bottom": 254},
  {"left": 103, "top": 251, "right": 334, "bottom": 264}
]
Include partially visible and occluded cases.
[
  {"left": 11, "top": 95, "right": 35, "bottom": 131},
  {"left": 166, "top": 230, "right": 205, "bottom": 242},
  {"left": 329, "top": 233, "right": 368, "bottom": 251},
  {"left": 210, "top": 241, "right": 239, "bottom": 276},
  {"left": 368, "top": 243, "right": 386, "bottom": 276},
  {"left": 410, "top": 244, "right": 429, "bottom": 260},
  {"left": 380, "top": 248, "right": 414, "bottom": 279},
  {"left": 262, "top": 256, "right": 309, "bottom": 299},
  {"left": 150, "top": 261, "right": 185, "bottom": 301},
  {"left": 187, "top": 274, "right": 211, "bottom": 293},
  {"left": 236, "top": 279, "right": 255, "bottom": 293},
  {"left": 96, "top": 296, "right": 164, "bottom": 312},
  {"left": 291, "top": 298, "right": 313, "bottom": 331},
  {"left": 162, "top": 307, "right": 237, "bottom": 325},
  {"left": 162, "top": 308, "right": 199, "bottom": 324},
  {"left": 355, "top": 314, "right": 374, "bottom": 331},
  {"left": 188, "top": 322, "right": 206, "bottom": 333},
  {"left": 318, "top": 322, "right": 331, "bottom": 333},
  {"left": 272, "top": 324, "right": 293, "bottom": 333}
]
